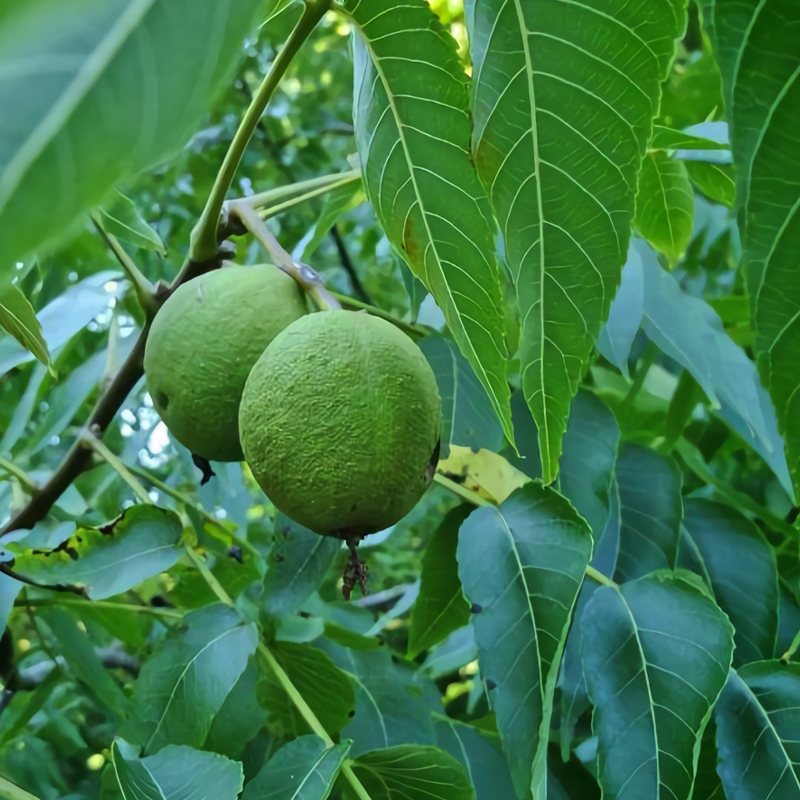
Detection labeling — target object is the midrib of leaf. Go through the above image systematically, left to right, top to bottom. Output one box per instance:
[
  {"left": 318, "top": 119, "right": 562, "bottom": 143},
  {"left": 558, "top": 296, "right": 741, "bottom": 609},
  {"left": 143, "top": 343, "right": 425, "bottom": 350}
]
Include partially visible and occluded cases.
[
  {"left": 0, "top": 0, "right": 157, "bottom": 213},
  {"left": 511, "top": 0, "right": 550, "bottom": 477},
  {"left": 729, "top": 0, "right": 767, "bottom": 107},
  {"left": 352, "top": 22, "right": 507, "bottom": 434},
  {"left": 617, "top": 588, "right": 662, "bottom": 798},
  {"left": 146, "top": 624, "right": 244, "bottom": 751},
  {"left": 342, "top": 651, "right": 389, "bottom": 746},
  {"left": 112, "top": 745, "right": 168, "bottom": 800},
  {"left": 290, "top": 747, "right": 334, "bottom": 800}
]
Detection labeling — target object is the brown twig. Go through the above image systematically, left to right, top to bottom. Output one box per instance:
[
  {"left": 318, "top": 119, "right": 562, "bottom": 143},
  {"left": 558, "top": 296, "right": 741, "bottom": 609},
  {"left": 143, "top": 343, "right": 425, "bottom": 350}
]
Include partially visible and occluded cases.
[
  {"left": 330, "top": 223, "right": 372, "bottom": 305},
  {"left": 0, "top": 251, "right": 227, "bottom": 537}
]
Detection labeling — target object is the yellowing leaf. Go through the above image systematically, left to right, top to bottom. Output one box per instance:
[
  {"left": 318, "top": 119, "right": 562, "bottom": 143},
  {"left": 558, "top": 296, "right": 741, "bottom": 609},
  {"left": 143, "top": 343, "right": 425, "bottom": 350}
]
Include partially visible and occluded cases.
[{"left": 438, "top": 445, "right": 530, "bottom": 504}]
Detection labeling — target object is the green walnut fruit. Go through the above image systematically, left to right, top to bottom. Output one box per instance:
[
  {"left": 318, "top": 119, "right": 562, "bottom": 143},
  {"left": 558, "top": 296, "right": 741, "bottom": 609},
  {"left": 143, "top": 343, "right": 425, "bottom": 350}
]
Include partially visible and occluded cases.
[
  {"left": 144, "top": 264, "right": 307, "bottom": 462},
  {"left": 239, "top": 310, "right": 442, "bottom": 537}
]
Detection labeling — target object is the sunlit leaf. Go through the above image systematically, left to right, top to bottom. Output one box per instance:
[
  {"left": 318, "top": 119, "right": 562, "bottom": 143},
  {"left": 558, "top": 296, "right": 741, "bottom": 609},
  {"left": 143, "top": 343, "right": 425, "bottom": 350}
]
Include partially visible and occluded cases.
[
  {"left": 0, "top": 0, "right": 268, "bottom": 272},
  {"left": 345, "top": 0, "right": 514, "bottom": 445},
  {"left": 468, "top": 0, "right": 686, "bottom": 481},
  {"left": 701, "top": 0, "right": 800, "bottom": 497},
  {"left": 651, "top": 125, "right": 730, "bottom": 151},
  {"left": 635, "top": 151, "right": 694, "bottom": 263},
  {"left": 684, "top": 160, "right": 736, "bottom": 207},
  {"left": 97, "top": 190, "right": 166, "bottom": 254},
  {"left": 0, "top": 282, "right": 49, "bottom": 368},
  {"left": 615, "top": 443, "right": 683, "bottom": 582},
  {"left": 458, "top": 482, "right": 592, "bottom": 799},
  {"left": 682, "top": 499, "right": 779, "bottom": 665},
  {"left": 6, "top": 505, "right": 183, "bottom": 599},
  {"left": 408, "top": 505, "right": 471, "bottom": 658},
  {"left": 582, "top": 571, "right": 735, "bottom": 800},
  {"left": 125, "top": 604, "right": 258, "bottom": 753},
  {"left": 715, "top": 661, "right": 800, "bottom": 800},
  {"left": 241, "top": 735, "right": 350, "bottom": 800},
  {"left": 110, "top": 739, "right": 243, "bottom": 800},
  {"left": 348, "top": 745, "right": 473, "bottom": 800}
]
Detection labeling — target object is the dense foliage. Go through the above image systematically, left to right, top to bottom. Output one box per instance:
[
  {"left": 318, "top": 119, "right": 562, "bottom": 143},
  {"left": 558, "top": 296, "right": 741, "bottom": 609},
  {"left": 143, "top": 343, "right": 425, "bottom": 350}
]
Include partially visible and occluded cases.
[{"left": 0, "top": 0, "right": 799, "bottom": 799}]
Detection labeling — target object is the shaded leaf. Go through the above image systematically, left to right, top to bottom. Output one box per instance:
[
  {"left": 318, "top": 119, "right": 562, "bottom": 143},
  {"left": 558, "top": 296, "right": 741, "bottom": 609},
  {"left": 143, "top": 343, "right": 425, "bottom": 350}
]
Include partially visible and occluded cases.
[
  {"left": 0, "top": 0, "right": 268, "bottom": 271},
  {"left": 346, "top": 0, "right": 513, "bottom": 444},
  {"left": 468, "top": 0, "right": 686, "bottom": 481},
  {"left": 701, "top": 0, "right": 800, "bottom": 497},
  {"left": 635, "top": 151, "right": 694, "bottom": 263},
  {"left": 684, "top": 160, "right": 736, "bottom": 207},
  {"left": 295, "top": 179, "right": 365, "bottom": 262},
  {"left": 97, "top": 190, "right": 166, "bottom": 254},
  {"left": 0, "top": 282, "right": 49, "bottom": 367},
  {"left": 419, "top": 334, "right": 504, "bottom": 457},
  {"left": 558, "top": 390, "right": 620, "bottom": 540},
  {"left": 614, "top": 443, "right": 682, "bottom": 582},
  {"left": 457, "top": 482, "right": 592, "bottom": 799},
  {"left": 683, "top": 499, "right": 779, "bottom": 665},
  {"left": 7, "top": 505, "right": 183, "bottom": 599},
  {"left": 408, "top": 505, "right": 471, "bottom": 657},
  {"left": 262, "top": 514, "right": 340, "bottom": 618},
  {"left": 581, "top": 571, "right": 735, "bottom": 800},
  {"left": 0, "top": 572, "right": 21, "bottom": 638},
  {"left": 126, "top": 604, "right": 257, "bottom": 753},
  {"left": 39, "top": 606, "right": 127, "bottom": 717},
  {"left": 260, "top": 641, "right": 355, "bottom": 739},
  {"left": 322, "top": 644, "right": 436, "bottom": 757},
  {"left": 204, "top": 657, "right": 267, "bottom": 759},
  {"left": 715, "top": 661, "right": 800, "bottom": 800},
  {"left": 692, "top": 717, "right": 724, "bottom": 800},
  {"left": 435, "top": 718, "right": 516, "bottom": 800},
  {"left": 241, "top": 735, "right": 350, "bottom": 800},
  {"left": 110, "top": 739, "right": 243, "bottom": 800},
  {"left": 347, "top": 745, "right": 473, "bottom": 800}
]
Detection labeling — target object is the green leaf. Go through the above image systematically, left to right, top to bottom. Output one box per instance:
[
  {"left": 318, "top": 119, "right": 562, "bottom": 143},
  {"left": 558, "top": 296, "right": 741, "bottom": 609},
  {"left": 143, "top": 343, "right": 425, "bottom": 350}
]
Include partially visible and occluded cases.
[
  {"left": 0, "top": 0, "right": 268, "bottom": 271},
  {"left": 344, "top": 0, "right": 513, "bottom": 445},
  {"left": 467, "top": 0, "right": 686, "bottom": 481},
  {"left": 701, "top": 0, "right": 800, "bottom": 498},
  {"left": 651, "top": 125, "right": 730, "bottom": 151},
  {"left": 635, "top": 152, "right": 694, "bottom": 263},
  {"left": 684, "top": 160, "right": 736, "bottom": 207},
  {"left": 295, "top": 179, "right": 365, "bottom": 262},
  {"left": 97, "top": 190, "right": 166, "bottom": 254},
  {"left": 0, "top": 282, "right": 49, "bottom": 368},
  {"left": 419, "top": 334, "right": 504, "bottom": 457},
  {"left": 558, "top": 390, "right": 620, "bottom": 540},
  {"left": 615, "top": 443, "right": 683, "bottom": 582},
  {"left": 457, "top": 482, "right": 592, "bottom": 800},
  {"left": 682, "top": 499, "right": 779, "bottom": 665},
  {"left": 6, "top": 505, "right": 183, "bottom": 599},
  {"left": 408, "top": 505, "right": 471, "bottom": 658},
  {"left": 262, "top": 514, "right": 340, "bottom": 618},
  {"left": 581, "top": 571, "right": 735, "bottom": 800},
  {"left": 0, "top": 572, "right": 22, "bottom": 638},
  {"left": 125, "top": 604, "right": 258, "bottom": 753},
  {"left": 38, "top": 606, "right": 128, "bottom": 717},
  {"left": 260, "top": 642, "right": 355, "bottom": 738},
  {"left": 321, "top": 644, "right": 436, "bottom": 757},
  {"left": 204, "top": 657, "right": 267, "bottom": 759},
  {"left": 715, "top": 661, "right": 800, "bottom": 800},
  {"left": 0, "top": 667, "right": 62, "bottom": 748},
  {"left": 691, "top": 717, "right": 724, "bottom": 800},
  {"left": 435, "top": 719, "right": 516, "bottom": 800},
  {"left": 241, "top": 735, "right": 350, "bottom": 800},
  {"left": 110, "top": 739, "right": 243, "bottom": 800},
  {"left": 347, "top": 745, "right": 473, "bottom": 800}
]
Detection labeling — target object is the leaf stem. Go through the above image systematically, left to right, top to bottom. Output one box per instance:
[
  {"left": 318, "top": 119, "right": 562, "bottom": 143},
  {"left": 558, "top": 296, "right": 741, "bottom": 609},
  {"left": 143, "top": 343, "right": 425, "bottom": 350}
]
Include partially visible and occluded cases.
[
  {"left": 190, "top": 0, "right": 331, "bottom": 262},
  {"left": 247, "top": 170, "right": 360, "bottom": 216},
  {"left": 227, "top": 200, "right": 342, "bottom": 311},
  {"left": 91, "top": 215, "right": 157, "bottom": 316},
  {"left": 330, "top": 291, "right": 425, "bottom": 340},
  {"left": 619, "top": 341, "right": 658, "bottom": 416},
  {"left": 84, "top": 433, "right": 152, "bottom": 506},
  {"left": 675, "top": 438, "right": 797, "bottom": 542},
  {"left": 0, "top": 456, "right": 37, "bottom": 493},
  {"left": 433, "top": 473, "right": 494, "bottom": 507},
  {"left": 184, "top": 545, "right": 233, "bottom": 608},
  {"left": 584, "top": 565, "right": 617, "bottom": 589},
  {"left": 19, "top": 597, "right": 183, "bottom": 619}
]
